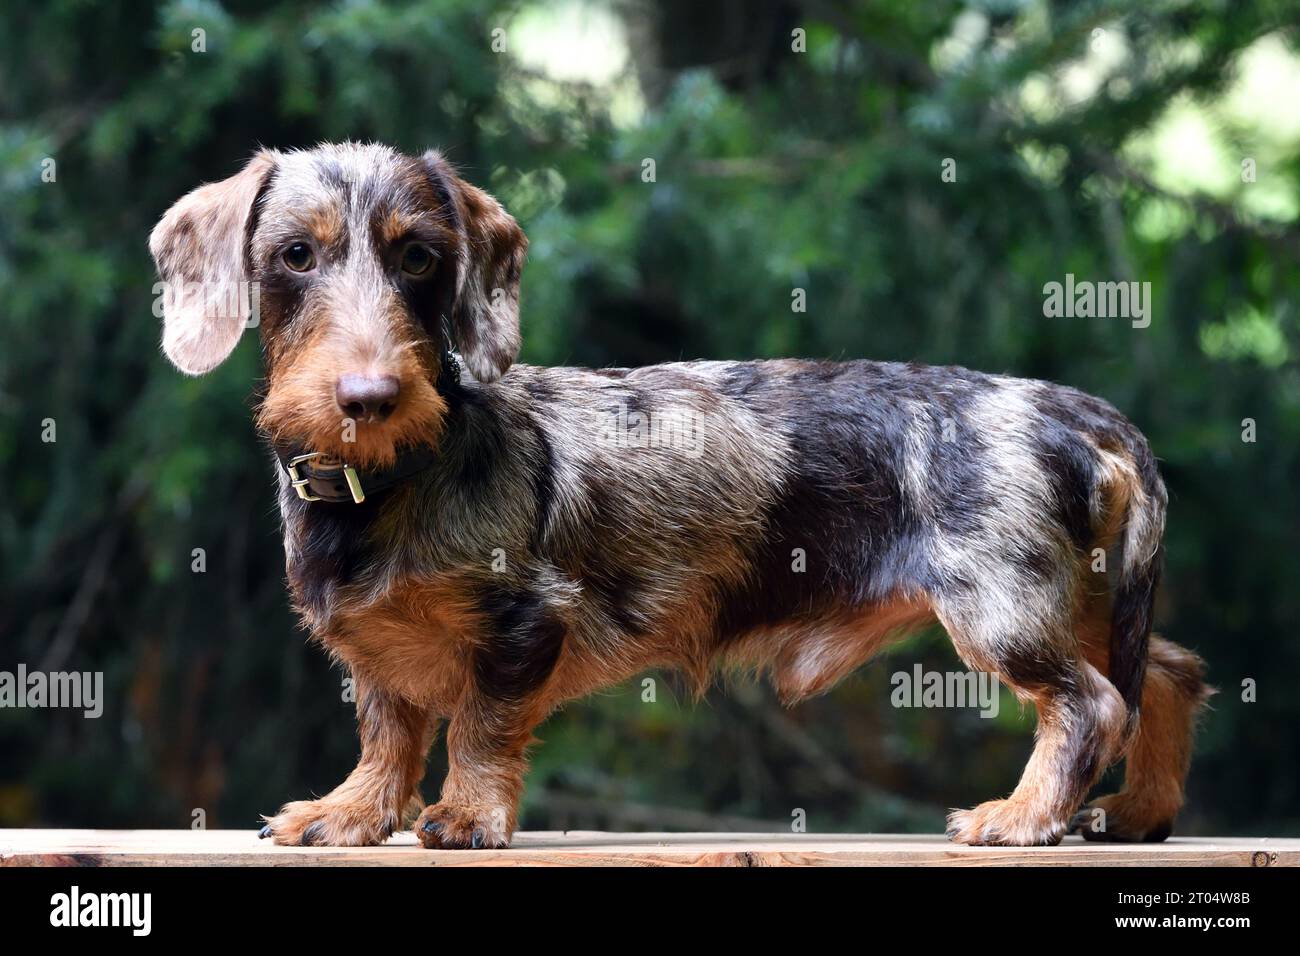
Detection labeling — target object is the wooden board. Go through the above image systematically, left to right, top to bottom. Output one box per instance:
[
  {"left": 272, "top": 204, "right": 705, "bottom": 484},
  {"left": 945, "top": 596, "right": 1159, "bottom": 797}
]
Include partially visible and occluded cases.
[{"left": 2, "top": 830, "right": 1296, "bottom": 866}]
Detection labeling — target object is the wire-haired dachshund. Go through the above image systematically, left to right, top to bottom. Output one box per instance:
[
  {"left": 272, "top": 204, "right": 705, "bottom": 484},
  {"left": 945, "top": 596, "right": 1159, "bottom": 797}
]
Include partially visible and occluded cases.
[{"left": 150, "top": 142, "right": 1209, "bottom": 848}]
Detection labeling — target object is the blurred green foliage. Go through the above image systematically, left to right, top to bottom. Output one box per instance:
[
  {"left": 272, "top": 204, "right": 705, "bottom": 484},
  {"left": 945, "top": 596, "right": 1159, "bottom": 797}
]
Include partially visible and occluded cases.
[{"left": 1, "top": 0, "right": 1298, "bottom": 835}]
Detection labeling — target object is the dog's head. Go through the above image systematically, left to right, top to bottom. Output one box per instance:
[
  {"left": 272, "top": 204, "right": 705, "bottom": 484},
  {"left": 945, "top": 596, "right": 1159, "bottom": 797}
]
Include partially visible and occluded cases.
[{"left": 149, "top": 142, "right": 526, "bottom": 467}]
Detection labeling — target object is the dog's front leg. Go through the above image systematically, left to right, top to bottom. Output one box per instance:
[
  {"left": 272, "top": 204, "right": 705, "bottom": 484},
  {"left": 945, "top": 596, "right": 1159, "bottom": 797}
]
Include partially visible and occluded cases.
[
  {"left": 261, "top": 677, "right": 436, "bottom": 846},
  {"left": 414, "top": 691, "right": 538, "bottom": 850}
]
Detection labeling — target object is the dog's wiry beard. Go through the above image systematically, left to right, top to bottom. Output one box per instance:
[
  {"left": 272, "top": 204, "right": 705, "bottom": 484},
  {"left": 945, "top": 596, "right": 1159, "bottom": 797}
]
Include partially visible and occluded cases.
[{"left": 256, "top": 329, "right": 448, "bottom": 469}]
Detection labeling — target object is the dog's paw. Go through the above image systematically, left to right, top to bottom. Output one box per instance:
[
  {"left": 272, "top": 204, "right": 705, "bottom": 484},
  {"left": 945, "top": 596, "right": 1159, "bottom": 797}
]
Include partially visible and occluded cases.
[
  {"left": 1069, "top": 794, "right": 1174, "bottom": 843},
  {"left": 259, "top": 797, "right": 396, "bottom": 847},
  {"left": 946, "top": 799, "right": 1066, "bottom": 847},
  {"left": 414, "top": 802, "right": 511, "bottom": 849}
]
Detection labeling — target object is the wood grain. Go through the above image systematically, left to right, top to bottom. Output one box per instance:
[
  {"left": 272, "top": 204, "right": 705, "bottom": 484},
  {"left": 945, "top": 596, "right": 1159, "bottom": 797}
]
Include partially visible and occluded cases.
[{"left": 1, "top": 830, "right": 1296, "bottom": 867}]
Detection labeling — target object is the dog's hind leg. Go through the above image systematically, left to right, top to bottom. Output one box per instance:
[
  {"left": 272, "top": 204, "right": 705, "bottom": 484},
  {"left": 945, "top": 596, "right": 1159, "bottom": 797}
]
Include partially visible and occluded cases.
[
  {"left": 1063, "top": 426, "right": 1210, "bottom": 841},
  {"left": 936, "top": 576, "right": 1128, "bottom": 846},
  {"left": 1074, "top": 619, "right": 1211, "bottom": 842}
]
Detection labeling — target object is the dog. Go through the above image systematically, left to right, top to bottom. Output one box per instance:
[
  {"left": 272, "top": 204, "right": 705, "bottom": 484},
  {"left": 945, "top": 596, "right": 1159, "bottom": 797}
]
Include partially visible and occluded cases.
[{"left": 150, "top": 142, "right": 1209, "bottom": 848}]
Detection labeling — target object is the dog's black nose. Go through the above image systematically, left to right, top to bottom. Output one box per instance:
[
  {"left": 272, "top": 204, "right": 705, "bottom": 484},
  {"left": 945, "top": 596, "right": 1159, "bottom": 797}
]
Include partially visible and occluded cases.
[{"left": 336, "top": 374, "right": 400, "bottom": 421}]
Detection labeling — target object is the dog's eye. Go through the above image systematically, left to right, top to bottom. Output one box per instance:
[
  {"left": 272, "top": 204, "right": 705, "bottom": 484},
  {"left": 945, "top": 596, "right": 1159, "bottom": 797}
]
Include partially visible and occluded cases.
[
  {"left": 282, "top": 243, "right": 316, "bottom": 273},
  {"left": 400, "top": 243, "right": 434, "bottom": 277}
]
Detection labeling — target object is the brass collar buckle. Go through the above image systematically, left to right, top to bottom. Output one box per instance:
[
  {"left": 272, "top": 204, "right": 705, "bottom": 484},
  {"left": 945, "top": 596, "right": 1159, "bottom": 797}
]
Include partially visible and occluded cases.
[{"left": 285, "top": 451, "right": 366, "bottom": 504}]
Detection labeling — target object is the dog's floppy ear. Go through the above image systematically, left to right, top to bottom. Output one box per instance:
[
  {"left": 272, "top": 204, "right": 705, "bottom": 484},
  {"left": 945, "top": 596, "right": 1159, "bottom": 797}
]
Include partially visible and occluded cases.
[
  {"left": 149, "top": 150, "right": 278, "bottom": 375},
  {"left": 422, "top": 150, "right": 527, "bottom": 382}
]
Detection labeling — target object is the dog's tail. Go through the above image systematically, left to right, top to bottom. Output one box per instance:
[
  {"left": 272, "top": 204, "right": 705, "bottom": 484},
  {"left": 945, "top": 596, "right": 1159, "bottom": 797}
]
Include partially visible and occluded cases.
[{"left": 1105, "top": 434, "right": 1167, "bottom": 735}]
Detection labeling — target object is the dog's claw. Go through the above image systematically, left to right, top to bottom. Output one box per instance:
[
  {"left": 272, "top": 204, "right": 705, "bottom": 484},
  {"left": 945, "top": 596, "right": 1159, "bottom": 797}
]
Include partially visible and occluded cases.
[
  {"left": 1070, "top": 807, "right": 1119, "bottom": 841},
  {"left": 301, "top": 821, "right": 325, "bottom": 846},
  {"left": 422, "top": 821, "right": 441, "bottom": 835},
  {"left": 258, "top": 824, "right": 272, "bottom": 839},
  {"left": 471, "top": 828, "right": 486, "bottom": 849}
]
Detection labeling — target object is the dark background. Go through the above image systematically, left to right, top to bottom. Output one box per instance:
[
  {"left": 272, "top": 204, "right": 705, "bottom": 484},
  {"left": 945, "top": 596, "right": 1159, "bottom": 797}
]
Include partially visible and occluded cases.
[{"left": 1, "top": 0, "right": 1297, "bottom": 836}]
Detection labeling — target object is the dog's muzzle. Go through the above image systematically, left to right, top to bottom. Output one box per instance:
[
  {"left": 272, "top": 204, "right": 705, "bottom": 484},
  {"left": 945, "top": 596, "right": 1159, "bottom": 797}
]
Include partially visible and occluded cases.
[{"left": 272, "top": 349, "right": 461, "bottom": 504}]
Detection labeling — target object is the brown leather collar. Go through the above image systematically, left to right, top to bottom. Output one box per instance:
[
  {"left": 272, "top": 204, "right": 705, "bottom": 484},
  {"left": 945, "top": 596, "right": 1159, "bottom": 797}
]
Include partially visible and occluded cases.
[{"left": 273, "top": 444, "right": 439, "bottom": 504}]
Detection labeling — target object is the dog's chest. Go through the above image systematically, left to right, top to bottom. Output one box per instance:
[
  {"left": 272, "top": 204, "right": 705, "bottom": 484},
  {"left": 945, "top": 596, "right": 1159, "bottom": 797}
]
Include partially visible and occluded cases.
[
  {"left": 283, "top": 502, "right": 478, "bottom": 713},
  {"left": 316, "top": 572, "right": 481, "bottom": 713}
]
